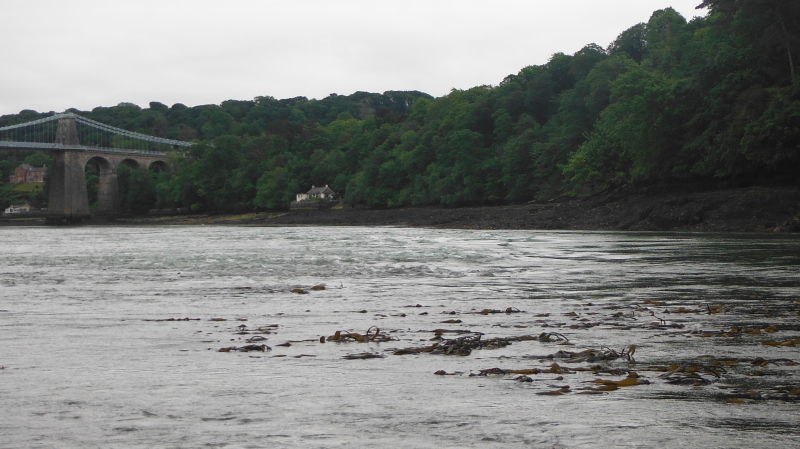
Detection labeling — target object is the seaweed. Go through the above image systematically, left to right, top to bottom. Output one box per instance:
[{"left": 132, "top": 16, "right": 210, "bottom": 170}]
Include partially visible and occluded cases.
[
  {"left": 475, "top": 307, "right": 524, "bottom": 315},
  {"left": 327, "top": 326, "right": 395, "bottom": 343},
  {"left": 218, "top": 344, "right": 271, "bottom": 352},
  {"left": 343, "top": 352, "right": 384, "bottom": 360}
]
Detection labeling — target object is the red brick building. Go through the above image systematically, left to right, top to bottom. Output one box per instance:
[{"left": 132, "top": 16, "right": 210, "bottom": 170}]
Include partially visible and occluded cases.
[{"left": 9, "top": 164, "right": 47, "bottom": 184}]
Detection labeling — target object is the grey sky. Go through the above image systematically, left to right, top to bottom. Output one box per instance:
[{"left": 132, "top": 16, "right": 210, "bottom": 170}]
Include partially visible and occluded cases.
[{"left": 0, "top": 1, "right": 707, "bottom": 116}]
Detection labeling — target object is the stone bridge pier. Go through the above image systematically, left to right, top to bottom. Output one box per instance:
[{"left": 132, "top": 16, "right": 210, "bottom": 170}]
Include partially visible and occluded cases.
[{"left": 48, "top": 151, "right": 171, "bottom": 220}]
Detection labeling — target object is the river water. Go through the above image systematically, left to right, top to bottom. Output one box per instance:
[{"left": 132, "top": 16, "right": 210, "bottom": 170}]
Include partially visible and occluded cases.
[{"left": 1, "top": 226, "right": 799, "bottom": 448}]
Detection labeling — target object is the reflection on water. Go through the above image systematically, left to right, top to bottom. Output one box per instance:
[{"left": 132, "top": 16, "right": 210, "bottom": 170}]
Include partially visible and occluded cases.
[{"left": 0, "top": 227, "right": 798, "bottom": 448}]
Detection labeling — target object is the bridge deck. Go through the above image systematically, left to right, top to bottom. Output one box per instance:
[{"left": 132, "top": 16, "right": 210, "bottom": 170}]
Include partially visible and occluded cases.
[{"left": 0, "top": 141, "right": 169, "bottom": 157}]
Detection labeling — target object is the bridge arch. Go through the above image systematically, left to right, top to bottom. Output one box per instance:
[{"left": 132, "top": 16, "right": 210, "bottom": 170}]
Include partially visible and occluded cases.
[
  {"left": 84, "top": 155, "right": 120, "bottom": 216},
  {"left": 84, "top": 155, "right": 112, "bottom": 174},
  {"left": 118, "top": 158, "right": 142, "bottom": 170},
  {"left": 148, "top": 160, "right": 171, "bottom": 173}
]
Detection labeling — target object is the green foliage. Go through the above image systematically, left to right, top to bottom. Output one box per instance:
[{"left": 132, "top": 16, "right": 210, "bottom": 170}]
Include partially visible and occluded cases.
[
  {"left": 609, "top": 23, "right": 647, "bottom": 62},
  {"left": 564, "top": 65, "right": 684, "bottom": 188},
  {"left": 740, "top": 83, "right": 800, "bottom": 176},
  {"left": 22, "top": 151, "right": 51, "bottom": 167},
  {"left": 0, "top": 159, "right": 14, "bottom": 184},
  {"left": 85, "top": 162, "right": 100, "bottom": 209},
  {"left": 255, "top": 167, "right": 296, "bottom": 210},
  {"left": 124, "top": 169, "right": 157, "bottom": 215},
  {"left": 0, "top": 184, "right": 18, "bottom": 210}
]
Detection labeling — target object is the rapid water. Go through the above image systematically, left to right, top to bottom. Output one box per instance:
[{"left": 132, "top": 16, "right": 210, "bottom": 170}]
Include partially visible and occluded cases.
[{"left": 1, "top": 226, "right": 799, "bottom": 448}]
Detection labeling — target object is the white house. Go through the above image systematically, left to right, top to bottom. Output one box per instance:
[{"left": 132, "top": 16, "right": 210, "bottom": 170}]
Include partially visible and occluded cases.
[
  {"left": 296, "top": 185, "right": 337, "bottom": 202},
  {"left": 3, "top": 203, "right": 32, "bottom": 214}
]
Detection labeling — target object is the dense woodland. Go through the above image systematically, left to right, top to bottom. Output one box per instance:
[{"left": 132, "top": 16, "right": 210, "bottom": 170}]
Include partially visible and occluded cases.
[{"left": 2, "top": 1, "right": 799, "bottom": 214}]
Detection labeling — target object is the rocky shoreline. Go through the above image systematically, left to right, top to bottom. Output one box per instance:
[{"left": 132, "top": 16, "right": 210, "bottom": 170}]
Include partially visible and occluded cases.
[
  {"left": 5, "top": 184, "right": 800, "bottom": 233},
  {"left": 129, "top": 184, "right": 800, "bottom": 233}
]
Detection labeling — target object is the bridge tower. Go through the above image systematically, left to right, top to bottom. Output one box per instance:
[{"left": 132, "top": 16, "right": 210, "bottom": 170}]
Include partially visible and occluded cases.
[{"left": 48, "top": 117, "right": 92, "bottom": 220}]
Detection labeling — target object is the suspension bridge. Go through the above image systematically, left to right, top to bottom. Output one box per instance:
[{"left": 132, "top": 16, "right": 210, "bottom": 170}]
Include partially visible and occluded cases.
[{"left": 0, "top": 113, "right": 193, "bottom": 221}]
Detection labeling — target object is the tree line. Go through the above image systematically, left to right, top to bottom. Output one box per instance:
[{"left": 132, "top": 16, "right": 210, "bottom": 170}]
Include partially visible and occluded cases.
[{"left": 2, "top": 1, "right": 798, "bottom": 213}]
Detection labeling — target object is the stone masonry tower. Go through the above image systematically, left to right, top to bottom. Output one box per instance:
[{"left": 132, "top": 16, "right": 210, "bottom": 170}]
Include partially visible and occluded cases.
[{"left": 48, "top": 117, "right": 92, "bottom": 220}]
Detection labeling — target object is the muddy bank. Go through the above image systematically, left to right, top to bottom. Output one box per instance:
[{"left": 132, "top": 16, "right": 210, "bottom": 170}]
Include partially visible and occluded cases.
[
  {"left": 7, "top": 184, "right": 799, "bottom": 232},
  {"left": 114, "top": 184, "right": 800, "bottom": 233},
  {"left": 262, "top": 186, "right": 800, "bottom": 232}
]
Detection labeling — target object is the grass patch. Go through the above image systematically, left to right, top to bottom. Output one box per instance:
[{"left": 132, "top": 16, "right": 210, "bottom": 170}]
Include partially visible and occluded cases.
[
  {"left": 11, "top": 183, "right": 44, "bottom": 192},
  {"left": 208, "top": 212, "right": 269, "bottom": 222}
]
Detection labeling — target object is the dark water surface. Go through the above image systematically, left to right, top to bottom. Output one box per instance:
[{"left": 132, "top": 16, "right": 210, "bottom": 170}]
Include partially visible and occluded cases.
[{"left": 1, "top": 226, "right": 799, "bottom": 448}]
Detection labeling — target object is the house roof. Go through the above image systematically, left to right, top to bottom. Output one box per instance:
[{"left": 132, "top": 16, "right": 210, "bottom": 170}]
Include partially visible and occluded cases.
[
  {"left": 16, "top": 164, "right": 46, "bottom": 172},
  {"left": 307, "top": 185, "right": 334, "bottom": 194}
]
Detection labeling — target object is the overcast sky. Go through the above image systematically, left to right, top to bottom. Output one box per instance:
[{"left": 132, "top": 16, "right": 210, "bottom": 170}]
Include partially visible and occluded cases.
[{"left": 0, "top": 1, "right": 707, "bottom": 116}]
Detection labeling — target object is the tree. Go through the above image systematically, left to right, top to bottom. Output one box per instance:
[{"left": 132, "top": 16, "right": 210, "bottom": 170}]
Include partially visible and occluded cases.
[
  {"left": 698, "top": 0, "right": 799, "bottom": 85},
  {"left": 609, "top": 23, "right": 647, "bottom": 62},
  {"left": 22, "top": 151, "right": 51, "bottom": 167},
  {"left": 254, "top": 167, "right": 296, "bottom": 210}
]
